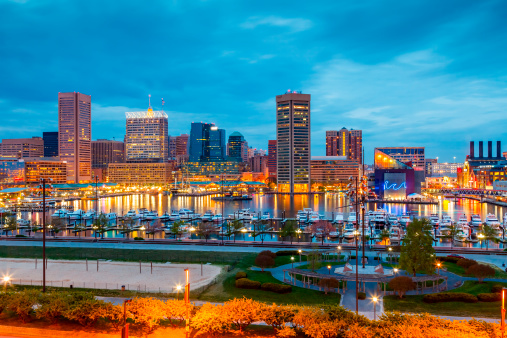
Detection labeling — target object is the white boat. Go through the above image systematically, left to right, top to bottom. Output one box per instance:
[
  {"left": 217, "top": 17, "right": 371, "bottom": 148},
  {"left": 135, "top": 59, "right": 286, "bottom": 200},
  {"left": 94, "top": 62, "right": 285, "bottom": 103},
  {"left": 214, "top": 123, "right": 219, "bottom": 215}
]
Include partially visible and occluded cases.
[
  {"left": 297, "top": 208, "right": 313, "bottom": 222},
  {"left": 52, "top": 209, "right": 68, "bottom": 218},
  {"left": 68, "top": 209, "right": 85, "bottom": 220},
  {"left": 179, "top": 209, "right": 196, "bottom": 220},
  {"left": 83, "top": 210, "right": 96, "bottom": 220},
  {"left": 125, "top": 210, "right": 139, "bottom": 219},
  {"left": 202, "top": 210, "right": 214, "bottom": 221},
  {"left": 143, "top": 211, "right": 158, "bottom": 221},
  {"left": 169, "top": 211, "right": 180, "bottom": 221},
  {"left": 159, "top": 212, "right": 171, "bottom": 221},
  {"left": 261, "top": 212, "right": 270, "bottom": 220},
  {"left": 309, "top": 212, "right": 321, "bottom": 223},
  {"left": 347, "top": 212, "right": 357, "bottom": 224},
  {"left": 373, "top": 212, "right": 386, "bottom": 225},
  {"left": 105, "top": 213, "right": 117, "bottom": 220},
  {"left": 334, "top": 213, "right": 344, "bottom": 224},
  {"left": 504, "top": 213, "right": 507, "bottom": 227},
  {"left": 212, "top": 214, "right": 224, "bottom": 222},
  {"left": 400, "top": 214, "right": 411, "bottom": 227},
  {"left": 429, "top": 214, "right": 440, "bottom": 226},
  {"left": 471, "top": 214, "right": 482, "bottom": 227},
  {"left": 485, "top": 214, "right": 501, "bottom": 227},
  {"left": 387, "top": 215, "right": 399, "bottom": 226},
  {"left": 441, "top": 215, "right": 452, "bottom": 227},
  {"left": 457, "top": 215, "right": 468, "bottom": 227},
  {"left": 16, "top": 219, "right": 30, "bottom": 228},
  {"left": 342, "top": 223, "right": 356, "bottom": 239},
  {"left": 455, "top": 224, "right": 469, "bottom": 242},
  {"left": 438, "top": 225, "right": 450, "bottom": 237},
  {"left": 389, "top": 226, "right": 403, "bottom": 241}
]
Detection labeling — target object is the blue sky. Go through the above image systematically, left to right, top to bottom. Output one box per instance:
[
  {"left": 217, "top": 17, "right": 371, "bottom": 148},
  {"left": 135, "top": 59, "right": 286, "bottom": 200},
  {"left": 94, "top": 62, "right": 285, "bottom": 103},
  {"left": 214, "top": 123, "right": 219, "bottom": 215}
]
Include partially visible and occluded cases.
[{"left": 1, "top": 0, "right": 506, "bottom": 164}]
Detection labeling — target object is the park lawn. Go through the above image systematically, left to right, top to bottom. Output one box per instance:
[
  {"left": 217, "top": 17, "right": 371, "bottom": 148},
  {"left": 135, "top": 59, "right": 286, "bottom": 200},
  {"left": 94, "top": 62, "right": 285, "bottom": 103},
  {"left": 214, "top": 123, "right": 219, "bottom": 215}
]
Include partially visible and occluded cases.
[
  {"left": 0, "top": 245, "right": 255, "bottom": 265},
  {"left": 273, "top": 255, "right": 307, "bottom": 267},
  {"left": 296, "top": 261, "right": 345, "bottom": 271},
  {"left": 443, "top": 261, "right": 507, "bottom": 279},
  {"left": 199, "top": 269, "right": 341, "bottom": 306},
  {"left": 384, "top": 281, "right": 507, "bottom": 318}
]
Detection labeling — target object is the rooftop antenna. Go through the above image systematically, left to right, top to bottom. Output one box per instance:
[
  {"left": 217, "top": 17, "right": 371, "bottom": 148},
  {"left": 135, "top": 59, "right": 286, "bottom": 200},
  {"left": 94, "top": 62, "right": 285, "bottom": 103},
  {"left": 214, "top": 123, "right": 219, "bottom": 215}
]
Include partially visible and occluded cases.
[
  {"left": 148, "top": 94, "right": 151, "bottom": 109},
  {"left": 161, "top": 98, "right": 165, "bottom": 111}
]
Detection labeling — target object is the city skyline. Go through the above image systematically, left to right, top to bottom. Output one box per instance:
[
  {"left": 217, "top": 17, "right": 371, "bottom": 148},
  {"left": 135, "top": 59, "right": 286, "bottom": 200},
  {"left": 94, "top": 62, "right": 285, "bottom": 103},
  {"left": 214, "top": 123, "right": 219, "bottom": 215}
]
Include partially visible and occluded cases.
[{"left": 1, "top": 0, "right": 507, "bottom": 164}]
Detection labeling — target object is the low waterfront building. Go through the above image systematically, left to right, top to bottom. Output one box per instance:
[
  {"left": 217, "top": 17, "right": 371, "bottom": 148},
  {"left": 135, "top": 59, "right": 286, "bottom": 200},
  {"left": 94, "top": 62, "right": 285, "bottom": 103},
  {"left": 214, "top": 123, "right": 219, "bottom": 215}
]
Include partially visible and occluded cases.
[
  {"left": 0, "top": 137, "right": 44, "bottom": 158},
  {"left": 310, "top": 156, "right": 359, "bottom": 186},
  {"left": 0, "top": 158, "right": 67, "bottom": 185},
  {"left": 184, "top": 160, "right": 240, "bottom": 177},
  {"left": 108, "top": 162, "right": 175, "bottom": 184}
]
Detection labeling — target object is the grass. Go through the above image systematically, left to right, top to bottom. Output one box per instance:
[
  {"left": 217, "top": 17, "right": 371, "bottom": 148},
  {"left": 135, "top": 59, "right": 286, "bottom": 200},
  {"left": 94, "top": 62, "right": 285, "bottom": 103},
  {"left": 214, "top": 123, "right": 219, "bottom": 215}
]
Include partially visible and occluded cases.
[
  {"left": 0, "top": 245, "right": 252, "bottom": 265},
  {"left": 273, "top": 255, "right": 307, "bottom": 267},
  {"left": 296, "top": 261, "right": 345, "bottom": 271},
  {"left": 443, "top": 261, "right": 507, "bottom": 279},
  {"left": 384, "top": 281, "right": 507, "bottom": 318}
]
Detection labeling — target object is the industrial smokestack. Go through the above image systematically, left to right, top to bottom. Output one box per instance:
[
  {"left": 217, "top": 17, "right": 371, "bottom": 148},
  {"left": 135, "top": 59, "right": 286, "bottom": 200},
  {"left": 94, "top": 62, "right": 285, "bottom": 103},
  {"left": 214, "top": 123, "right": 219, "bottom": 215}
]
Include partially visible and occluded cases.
[
  {"left": 470, "top": 141, "right": 474, "bottom": 158},
  {"left": 479, "top": 141, "right": 483, "bottom": 158},
  {"left": 488, "top": 141, "right": 492, "bottom": 158},
  {"left": 498, "top": 141, "right": 502, "bottom": 158}
]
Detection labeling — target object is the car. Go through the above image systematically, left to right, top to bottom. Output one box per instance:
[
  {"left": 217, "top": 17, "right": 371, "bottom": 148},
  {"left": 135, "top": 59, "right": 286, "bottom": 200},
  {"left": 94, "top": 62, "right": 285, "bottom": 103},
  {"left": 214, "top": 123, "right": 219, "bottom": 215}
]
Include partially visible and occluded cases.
[{"left": 447, "top": 254, "right": 465, "bottom": 259}]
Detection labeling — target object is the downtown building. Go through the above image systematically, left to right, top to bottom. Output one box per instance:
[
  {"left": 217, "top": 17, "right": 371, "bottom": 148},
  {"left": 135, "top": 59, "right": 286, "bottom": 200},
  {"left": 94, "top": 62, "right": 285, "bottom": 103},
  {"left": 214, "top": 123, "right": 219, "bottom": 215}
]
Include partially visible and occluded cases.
[
  {"left": 276, "top": 90, "right": 311, "bottom": 193},
  {"left": 58, "top": 92, "right": 92, "bottom": 183},
  {"left": 325, "top": 128, "right": 362, "bottom": 164},
  {"left": 43, "top": 132, "right": 59, "bottom": 158},
  {"left": 227, "top": 132, "right": 248, "bottom": 162},
  {"left": 168, "top": 134, "right": 189, "bottom": 162},
  {"left": 0, "top": 137, "right": 44, "bottom": 159},
  {"left": 92, "top": 139, "right": 125, "bottom": 182},
  {"left": 267, "top": 140, "right": 277, "bottom": 179},
  {"left": 459, "top": 141, "right": 505, "bottom": 189},
  {"left": 374, "top": 147, "right": 425, "bottom": 172},
  {"left": 310, "top": 156, "right": 359, "bottom": 186},
  {"left": 0, "top": 157, "right": 67, "bottom": 185}
]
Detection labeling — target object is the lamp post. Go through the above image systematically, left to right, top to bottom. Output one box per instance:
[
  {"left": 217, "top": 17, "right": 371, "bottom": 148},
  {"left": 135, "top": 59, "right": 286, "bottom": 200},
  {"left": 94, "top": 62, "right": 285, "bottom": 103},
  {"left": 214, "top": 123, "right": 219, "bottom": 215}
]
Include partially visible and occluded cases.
[
  {"left": 95, "top": 175, "right": 98, "bottom": 215},
  {"left": 39, "top": 178, "right": 48, "bottom": 293},
  {"left": 478, "top": 233, "right": 485, "bottom": 250},
  {"left": 337, "top": 246, "right": 341, "bottom": 262},
  {"left": 298, "top": 249, "right": 302, "bottom": 263},
  {"left": 291, "top": 256, "right": 294, "bottom": 268},
  {"left": 436, "top": 262, "right": 441, "bottom": 275},
  {"left": 327, "top": 265, "right": 331, "bottom": 275},
  {"left": 184, "top": 268, "right": 190, "bottom": 338},
  {"left": 393, "top": 268, "right": 399, "bottom": 276},
  {"left": 3, "top": 276, "right": 10, "bottom": 293},
  {"left": 176, "top": 285, "right": 182, "bottom": 301},
  {"left": 502, "top": 288, "right": 506, "bottom": 338},
  {"left": 372, "top": 296, "right": 378, "bottom": 320},
  {"left": 122, "top": 298, "right": 132, "bottom": 338}
]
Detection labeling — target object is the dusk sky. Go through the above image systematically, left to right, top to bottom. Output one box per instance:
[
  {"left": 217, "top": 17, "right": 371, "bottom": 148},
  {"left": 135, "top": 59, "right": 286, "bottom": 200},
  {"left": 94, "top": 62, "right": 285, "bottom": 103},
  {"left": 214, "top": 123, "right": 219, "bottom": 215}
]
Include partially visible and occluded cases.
[{"left": 1, "top": 0, "right": 506, "bottom": 164}]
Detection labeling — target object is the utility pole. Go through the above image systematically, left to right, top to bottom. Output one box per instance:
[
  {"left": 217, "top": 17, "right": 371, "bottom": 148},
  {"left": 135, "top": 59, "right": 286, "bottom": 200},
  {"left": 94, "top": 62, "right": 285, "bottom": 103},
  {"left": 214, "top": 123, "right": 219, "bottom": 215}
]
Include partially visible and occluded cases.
[
  {"left": 355, "top": 176, "right": 359, "bottom": 315},
  {"left": 42, "top": 178, "right": 46, "bottom": 293}
]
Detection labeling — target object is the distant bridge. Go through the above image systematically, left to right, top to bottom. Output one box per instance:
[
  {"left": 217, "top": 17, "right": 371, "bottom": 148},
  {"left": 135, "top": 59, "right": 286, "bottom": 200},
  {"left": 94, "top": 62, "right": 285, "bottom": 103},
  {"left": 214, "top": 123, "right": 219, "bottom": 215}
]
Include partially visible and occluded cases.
[{"left": 424, "top": 188, "right": 506, "bottom": 197}]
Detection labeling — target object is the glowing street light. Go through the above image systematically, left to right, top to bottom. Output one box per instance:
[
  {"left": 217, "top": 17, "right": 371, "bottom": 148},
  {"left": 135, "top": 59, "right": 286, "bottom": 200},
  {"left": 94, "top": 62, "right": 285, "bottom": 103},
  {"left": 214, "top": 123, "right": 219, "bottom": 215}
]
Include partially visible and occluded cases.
[
  {"left": 478, "top": 233, "right": 485, "bottom": 250},
  {"left": 298, "top": 249, "right": 302, "bottom": 263},
  {"left": 291, "top": 256, "right": 294, "bottom": 268},
  {"left": 436, "top": 262, "right": 441, "bottom": 275},
  {"left": 327, "top": 265, "right": 331, "bottom": 275},
  {"left": 184, "top": 268, "right": 190, "bottom": 337},
  {"left": 393, "top": 268, "right": 399, "bottom": 275},
  {"left": 2, "top": 276, "right": 10, "bottom": 293},
  {"left": 176, "top": 284, "right": 182, "bottom": 301},
  {"left": 372, "top": 296, "right": 378, "bottom": 320}
]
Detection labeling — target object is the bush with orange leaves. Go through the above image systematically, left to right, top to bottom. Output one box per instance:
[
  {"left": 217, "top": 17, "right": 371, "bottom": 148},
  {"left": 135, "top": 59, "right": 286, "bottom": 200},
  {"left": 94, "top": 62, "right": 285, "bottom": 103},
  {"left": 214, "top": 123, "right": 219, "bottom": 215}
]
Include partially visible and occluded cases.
[
  {"left": 127, "top": 297, "right": 166, "bottom": 334},
  {"left": 222, "top": 297, "right": 264, "bottom": 332},
  {"left": 191, "top": 303, "right": 231, "bottom": 336}
]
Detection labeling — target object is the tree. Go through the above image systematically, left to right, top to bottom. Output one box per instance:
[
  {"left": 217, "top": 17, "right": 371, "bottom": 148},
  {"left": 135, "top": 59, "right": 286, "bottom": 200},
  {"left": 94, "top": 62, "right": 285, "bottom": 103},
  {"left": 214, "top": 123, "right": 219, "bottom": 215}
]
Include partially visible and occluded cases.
[
  {"left": 93, "top": 213, "right": 109, "bottom": 239},
  {"left": 121, "top": 216, "right": 134, "bottom": 239},
  {"left": 4, "top": 217, "right": 17, "bottom": 236},
  {"left": 51, "top": 218, "right": 65, "bottom": 238},
  {"left": 399, "top": 218, "right": 435, "bottom": 276},
  {"left": 146, "top": 219, "right": 160, "bottom": 240},
  {"left": 229, "top": 219, "right": 244, "bottom": 243},
  {"left": 170, "top": 220, "right": 184, "bottom": 239},
  {"left": 252, "top": 220, "right": 270, "bottom": 244},
  {"left": 280, "top": 220, "right": 297, "bottom": 244},
  {"left": 310, "top": 220, "right": 335, "bottom": 245},
  {"left": 197, "top": 221, "right": 216, "bottom": 242},
  {"left": 444, "top": 224, "right": 460, "bottom": 249},
  {"left": 480, "top": 224, "right": 499, "bottom": 250},
  {"left": 379, "top": 228, "right": 390, "bottom": 246},
  {"left": 307, "top": 248, "right": 322, "bottom": 272},
  {"left": 255, "top": 253, "right": 275, "bottom": 272},
  {"left": 466, "top": 264, "right": 495, "bottom": 283},
  {"left": 388, "top": 276, "right": 416, "bottom": 299},
  {"left": 318, "top": 278, "right": 340, "bottom": 295},
  {"left": 222, "top": 297, "right": 263, "bottom": 332}
]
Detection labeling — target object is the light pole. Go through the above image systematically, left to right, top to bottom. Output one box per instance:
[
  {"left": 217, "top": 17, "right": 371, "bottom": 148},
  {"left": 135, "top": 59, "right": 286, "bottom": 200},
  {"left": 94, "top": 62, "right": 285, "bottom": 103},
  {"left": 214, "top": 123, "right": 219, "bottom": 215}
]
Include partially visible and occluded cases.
[
  {"left": 95, "top": 175, "right": 98, "bottom": 215},
  {"left": 39, "top": 178, "right": 48, "bottom": 293},
  {"left": 478, "top": 233, "right": 485, "bottom": 250},
  {"left": 337, "top": 246, "right": 341, "bottom": 261},
  {"left": 298, "top": 249, "right": 302, "bottom": 263},
  {"left": 291, "top": 256, "right": 294, "bottom": 268},
  {"left": 436, "top": 262, "right": 441, "bottom": 275},
  {"left": 327, "top": 265, "right": 331, "bottom": 275},
  {"left": 184, "top": 268, "right": 190, "bottom": 338},
  {"left": 393, "top": 268, "right": 399, "bottom": 276},
  {"left": 3, "top": 276, "right": 10, "bottom": 293},
  {"left": 176, "top": 284, "right": 182, "bottom": 301},
  {"left": 502, "top": 288, "right": 506, "bottom": 338},
  {"left": 372, "top": 296, "right": 378, "bottom": 320},
  {"left": 122, "top": 298, "right": 132, "bottom": 338}
]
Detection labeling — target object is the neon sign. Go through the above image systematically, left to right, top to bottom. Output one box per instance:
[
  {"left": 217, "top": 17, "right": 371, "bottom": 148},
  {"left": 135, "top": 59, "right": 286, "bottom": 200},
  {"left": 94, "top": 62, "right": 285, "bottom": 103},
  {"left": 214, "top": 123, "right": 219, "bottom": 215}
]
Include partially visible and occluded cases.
[{"left": 384, "top": 181, "right": 406, "bottom": 191}]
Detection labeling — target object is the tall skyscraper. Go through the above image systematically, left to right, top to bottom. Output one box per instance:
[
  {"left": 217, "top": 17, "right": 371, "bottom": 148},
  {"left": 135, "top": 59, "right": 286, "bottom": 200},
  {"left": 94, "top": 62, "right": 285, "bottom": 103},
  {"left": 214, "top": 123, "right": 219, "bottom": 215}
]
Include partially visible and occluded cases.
[
  {"left": 276, "top": 90, "right": 311, "bottom": 193},
  {"left": 58, "top": 92, "right": 92, "bottom": 183},
  {"left": 125, "top": 105, "right": 168, "bottom": 162},
  {"left": 188, "top": 122, "right": 226, "bottom": 162},
  {"left": 326, "top": 128, "right": 362, "bottom": 164},
  {"left": 43, "top": 132, "right": 59, "bottom": 157},
  {"left": 227, "top": 132, "right": 248, "bottom": 162},
  {"left": 168, "top": 136, "right": 177, "bottom": 160},
  {"left": 92, "top": 139, "right": 125, "bottom": 169},
  {"left": 267, "top": 140, "right": 277, "bottom": 176}
]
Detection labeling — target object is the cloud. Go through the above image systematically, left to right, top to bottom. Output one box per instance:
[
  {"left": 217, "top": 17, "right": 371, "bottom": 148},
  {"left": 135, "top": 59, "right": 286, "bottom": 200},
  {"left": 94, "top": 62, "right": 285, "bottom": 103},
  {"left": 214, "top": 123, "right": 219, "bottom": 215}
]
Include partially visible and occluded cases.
[{"left": 241, "top": 16, "right": 312, "bottom": 32}]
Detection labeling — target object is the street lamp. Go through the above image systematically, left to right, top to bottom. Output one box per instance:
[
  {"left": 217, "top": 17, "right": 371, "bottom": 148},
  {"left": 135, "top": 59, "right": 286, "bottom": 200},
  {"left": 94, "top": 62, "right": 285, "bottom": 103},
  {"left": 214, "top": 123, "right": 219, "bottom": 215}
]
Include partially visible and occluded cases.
[
  {"left": 478, "top": 233, "right": 485, "bottom": 250},
  {"left": 298, "top": 249, "right": 302, "bottom": 263},
  {"left": 291, "top": 256, "right": 294, "bottom": 268},
  {"left": 436, "top": 262, "right": 441, "bottom": 275},
  {"left": 327, "top": 265, "right": 331, "bottom": 275},
  {"left": 184, "top": 268, "right": 190, "bottom": 337},
  {"left": 393, "top": 268, "right": 398, "bottom": 275},
  {"left": 3, "top": 276, "right": 10, "bottom": 293},
  {"left": 176, "top": 284, "right": 182, "bottom": 301},
  {"left": 501, "top": 288, "right": 506, "bottom": 337},
  {"left": 372, "top": 296, "right": 378, "bottom": 320},
  {"left": 122, "top": 298, "right": 132, "bottom": 338}
]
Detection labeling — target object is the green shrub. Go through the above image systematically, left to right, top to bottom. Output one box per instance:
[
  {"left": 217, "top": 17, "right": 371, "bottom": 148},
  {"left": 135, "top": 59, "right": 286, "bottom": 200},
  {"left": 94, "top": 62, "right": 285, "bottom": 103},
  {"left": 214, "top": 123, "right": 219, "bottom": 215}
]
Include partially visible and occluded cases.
[
  {"left": 15, "top": 234, "right": 27, "bottom": 238},
  {"left": 134, "top": 237, "right": 144, "bottom": 240},
  {"left": 439, "top": 256, "right": 460, "bottom": 264},
  {"left": 457, "top": 258, "right": 477, "bottom": 269},
  {"left": 235, "top": 271, "right": 247, "bottom": 280},
  {"left": 235, "top": 278, "right": 261, "bottom": 290},
  {"left": 261, "top": 283, "right": 292, "bottom": 294},
  {"left": 491, "top": 285, "right": 504, "bottom": 293},
  {"left": 7, "top": 290, "right": 38, "bottom": 323},
  {"left": 36, "top": 292, "right": 70, "bottom": 324},
  {"left": 358, "top": 292, "right": 366, "bottom": 300},
  {"left": 423, "top": 292, "right": 478, "bottom": 304},
  {"left": 0, "top": 293, "right": 12, "bottom": 314},
  {"left": 477, "top": 293, "right": 501, "bottom": 302},
  {"left": 63, "top": 297, "right": 105, "bottom": 326}
]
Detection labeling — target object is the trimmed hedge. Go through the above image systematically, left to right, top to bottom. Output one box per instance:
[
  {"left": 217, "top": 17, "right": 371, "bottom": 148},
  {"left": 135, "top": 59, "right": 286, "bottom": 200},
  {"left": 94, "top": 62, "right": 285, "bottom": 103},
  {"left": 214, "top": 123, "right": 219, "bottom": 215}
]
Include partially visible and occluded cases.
[
  {"left": 235, "top": 272, "right": 247, "bottom": 280},
  {"left": 235, "top": 278, "right": 261, "bottom": 289},
  {"left": 261, "top": 283, "right": 292, "bottom": 294},
  {"left": 358, "top": 292, "right": 366, "bottom": 300},
  {"left": 423, "top": 292, "right": 478, "bottom": 304},
  {"left": 477, "top": 293, "right": 502, "bottom": 302}
]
